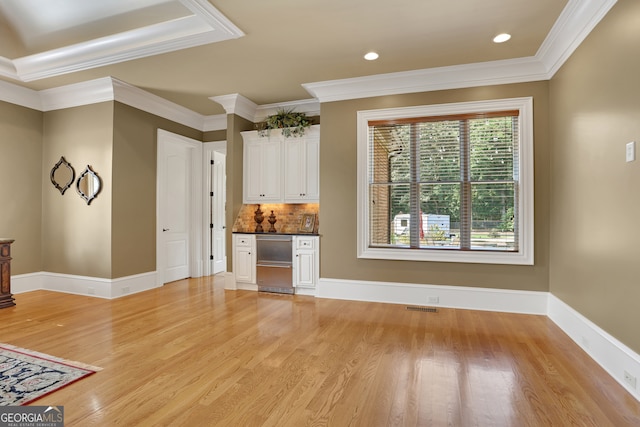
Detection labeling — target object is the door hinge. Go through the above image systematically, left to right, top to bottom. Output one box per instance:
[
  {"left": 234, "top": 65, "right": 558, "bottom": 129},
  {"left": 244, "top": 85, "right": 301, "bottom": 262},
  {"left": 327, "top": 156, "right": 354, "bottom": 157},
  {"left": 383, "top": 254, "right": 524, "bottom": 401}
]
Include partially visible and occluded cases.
[
  {"left": 210, "top": 159, "right": 214, "bottom": 165},
  {"left": 210, "top": 191, "right": 214, "bottom": 197},
  {"left": 210, "top": 223, "right": 214, "bottom": 229},
  {"left": 210, "top": 255, "right": 214, "bottom": 260}
]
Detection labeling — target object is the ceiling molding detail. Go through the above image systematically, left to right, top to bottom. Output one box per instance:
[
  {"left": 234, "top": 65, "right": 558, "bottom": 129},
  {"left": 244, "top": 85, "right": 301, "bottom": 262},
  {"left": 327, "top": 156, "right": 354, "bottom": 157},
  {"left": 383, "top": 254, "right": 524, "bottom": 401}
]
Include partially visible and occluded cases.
[
  {"left": 0, "top": 0, "right": 244, "bottom": 82},
  {"left": 303, "top": 0, "right": 617, "bottom": 103},
  {"left": 536, "top": 0, "right": 617, "bottom": 76},
  {"left": 303, "top": 56, "right": 549, "bottom": 103},
  {"left": 12, "top": 76, "right": 208, "bottom": 130},
  {"left": 39, "top": 77, "right": 115, "bottom": 111},
  {"left": 112, "top": 78, "right": 207, "bottom": 130},
  {"left": 0, "top": 79, "right": 42, "bottom": 110},
  {"left": 209, "top": 93, "right": 258, "bottom": 122},
  {"left": 209, "top": 95, "right": 320, "bottom": 122},
  {"left": 255, "top": 99, "right": 321, "bottom": 122},
  {"left": 203, "top": 115, "right": 227, "bottom": 132}
]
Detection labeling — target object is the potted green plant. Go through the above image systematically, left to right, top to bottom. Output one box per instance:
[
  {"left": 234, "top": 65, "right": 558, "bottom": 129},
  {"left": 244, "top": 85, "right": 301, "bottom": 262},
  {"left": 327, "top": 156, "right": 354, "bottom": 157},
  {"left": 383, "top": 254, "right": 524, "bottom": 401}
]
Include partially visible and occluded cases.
[{"left": 257, "top": 108, "right": 312, "bottom": 138}]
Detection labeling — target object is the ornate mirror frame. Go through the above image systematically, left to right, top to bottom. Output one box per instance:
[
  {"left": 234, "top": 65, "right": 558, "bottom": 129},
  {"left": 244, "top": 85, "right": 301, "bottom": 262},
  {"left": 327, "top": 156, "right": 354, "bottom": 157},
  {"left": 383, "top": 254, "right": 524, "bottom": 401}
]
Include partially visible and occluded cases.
[
  {"left": 50, "top": 156, "right": 75, "bottom": 195},
  {"left": 76, "top": 165, "right": 102, "bottom": 205}
]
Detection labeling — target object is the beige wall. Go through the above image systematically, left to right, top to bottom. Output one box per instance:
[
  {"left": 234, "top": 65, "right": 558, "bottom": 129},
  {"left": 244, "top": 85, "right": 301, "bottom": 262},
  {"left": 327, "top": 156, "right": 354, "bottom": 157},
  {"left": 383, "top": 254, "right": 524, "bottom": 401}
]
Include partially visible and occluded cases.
[
  {"left": 549, "top": 0, "right": 640, "bottom": 353},
  {"left": 319, "top": 82, "right": 550, "bottom": 291},
  {"left": 0, "top": 101, "right": 43, "bottom": 274},
  {"left": 40, "top": 101, "right": 202, "bottom": 279},
  {"left": 42, "top": 102, "right": 114, "bottom": 277},
  {"left": 112, "top": 102, "right": 202, "bottom": 278},
  {"left": 203, "top": 129, "right": 226, "bottom": 142}
]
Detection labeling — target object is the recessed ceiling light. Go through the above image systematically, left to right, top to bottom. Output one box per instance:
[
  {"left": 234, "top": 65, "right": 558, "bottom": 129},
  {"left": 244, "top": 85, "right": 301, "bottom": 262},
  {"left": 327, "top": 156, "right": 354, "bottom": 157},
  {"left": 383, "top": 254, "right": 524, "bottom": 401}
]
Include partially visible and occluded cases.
[
  {"left": 493, "top": 33, "right": 511, "bottom": 43},
  {"left": 364, "top": 51, "right": 379, "bottom": 61}
]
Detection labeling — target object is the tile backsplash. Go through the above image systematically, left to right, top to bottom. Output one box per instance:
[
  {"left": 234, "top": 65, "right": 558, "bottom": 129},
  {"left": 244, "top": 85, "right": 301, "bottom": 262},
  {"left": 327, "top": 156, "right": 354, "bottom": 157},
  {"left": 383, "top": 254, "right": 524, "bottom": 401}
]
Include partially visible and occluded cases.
[{"left": 232, "top": 203, "right": 319, "bottom": 234}]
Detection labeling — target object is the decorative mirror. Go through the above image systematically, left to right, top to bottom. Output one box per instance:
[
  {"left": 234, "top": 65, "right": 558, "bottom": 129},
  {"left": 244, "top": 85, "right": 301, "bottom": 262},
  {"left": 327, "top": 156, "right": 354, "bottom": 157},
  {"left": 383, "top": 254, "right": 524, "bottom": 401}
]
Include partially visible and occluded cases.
[
  {"left": 50, "top": 156, "right": 75, "bottom": 195},
  {"left": 76, "top": 165, "right": 102, "bottom": 205}
]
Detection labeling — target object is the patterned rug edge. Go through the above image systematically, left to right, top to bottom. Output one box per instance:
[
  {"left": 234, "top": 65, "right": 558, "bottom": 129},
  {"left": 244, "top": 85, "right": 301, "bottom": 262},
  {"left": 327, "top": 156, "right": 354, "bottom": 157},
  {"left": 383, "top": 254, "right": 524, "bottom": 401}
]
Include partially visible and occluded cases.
[
  {"left": 0, "top": 343, "right": 103, "bottom": 372},
  {"left": 1, "top": 343, "right": 102, "bottom": 406}
]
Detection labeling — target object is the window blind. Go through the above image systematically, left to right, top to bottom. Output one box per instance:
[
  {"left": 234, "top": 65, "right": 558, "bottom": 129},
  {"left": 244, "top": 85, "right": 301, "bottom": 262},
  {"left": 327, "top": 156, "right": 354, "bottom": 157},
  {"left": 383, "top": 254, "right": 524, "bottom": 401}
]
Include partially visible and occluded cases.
[{"left": 368, "top": 111, "right": 519, "bottom": 252}]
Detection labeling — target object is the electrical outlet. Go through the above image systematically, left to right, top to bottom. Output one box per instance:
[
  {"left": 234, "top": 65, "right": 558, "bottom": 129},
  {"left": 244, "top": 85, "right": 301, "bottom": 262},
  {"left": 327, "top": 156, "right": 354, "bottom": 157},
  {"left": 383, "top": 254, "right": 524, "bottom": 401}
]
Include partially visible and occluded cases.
[
  {"left": 626, "top": 141, "right": 636, "bottom": 162},
  {"left": 427, "top": 296, "right": 440, "bottom": 305},
  {"left": 624, "top": 371, "right": 637, "bottom": 389}
]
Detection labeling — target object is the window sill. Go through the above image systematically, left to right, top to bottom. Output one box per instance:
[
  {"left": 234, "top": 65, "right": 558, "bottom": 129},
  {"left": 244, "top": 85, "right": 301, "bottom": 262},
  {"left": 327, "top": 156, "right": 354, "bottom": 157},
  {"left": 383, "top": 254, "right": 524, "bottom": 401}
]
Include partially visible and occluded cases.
[{"left": 358, "top": 246, "right": 534, "bottom": 265}]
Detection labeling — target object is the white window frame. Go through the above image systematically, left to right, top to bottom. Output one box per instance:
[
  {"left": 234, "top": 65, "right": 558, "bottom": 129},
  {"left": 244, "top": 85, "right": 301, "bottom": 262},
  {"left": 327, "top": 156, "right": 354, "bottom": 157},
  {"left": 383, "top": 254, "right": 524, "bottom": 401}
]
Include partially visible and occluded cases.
[{"left": 356, "top": 97, "right": 534, "bottom": 265}]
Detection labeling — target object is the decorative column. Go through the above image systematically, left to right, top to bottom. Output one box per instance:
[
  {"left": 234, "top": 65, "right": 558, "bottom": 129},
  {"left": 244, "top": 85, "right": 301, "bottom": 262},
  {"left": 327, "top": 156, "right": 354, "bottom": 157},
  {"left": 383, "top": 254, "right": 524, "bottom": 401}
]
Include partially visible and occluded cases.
[{"left": 0, "top": 239, "right": 15, "bottom": 308}]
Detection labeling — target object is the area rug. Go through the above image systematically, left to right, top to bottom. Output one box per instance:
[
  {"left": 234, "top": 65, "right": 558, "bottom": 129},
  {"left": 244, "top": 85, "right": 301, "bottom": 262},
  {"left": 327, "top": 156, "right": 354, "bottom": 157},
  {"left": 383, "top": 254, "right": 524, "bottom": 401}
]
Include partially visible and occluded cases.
[{"left": 0, "top": 343, "right": 101, "bottom": 406}]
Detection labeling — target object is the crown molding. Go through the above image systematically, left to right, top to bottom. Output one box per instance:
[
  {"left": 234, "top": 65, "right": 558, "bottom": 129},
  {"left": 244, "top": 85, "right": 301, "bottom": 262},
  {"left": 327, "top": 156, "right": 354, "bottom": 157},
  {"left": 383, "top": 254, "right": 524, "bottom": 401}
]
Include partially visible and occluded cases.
[
  {"left": 2, "top": 0, "right": 244, "bottom": 82},
  {"left": 303, "top": 0, "right": 617, "bottom": 103},
  {"left": 536, "top": 0, "right": 617, "bottom": 76},
  {"left": 0, "top": 57, "right": 17, "bottom": 81},
  {"left": 303, "top": 57, "right": 549, "bottom": 103},
  {"left": 0, "top": 75, "right": 216, "bottom": 131},
  {"left": 39, "top": 77, "right": 115, "bottom": 111},
  {"left": 112, "top": 78, "right": 208, "bottom": 130},
  {"left": 0, "top": 79, "right": 42, "bottom": 111},
  {"left": 209, "top": 93, "right": 258, "bottom": 122},
  {"left": 210, "top": 95, "right": 320, "bottom": 122},
  {"left": 255, "top": 99, "right": 321, "bottom": 122},
  {"left": 203, "top": 115, "right": 228, "bottom": 132}
]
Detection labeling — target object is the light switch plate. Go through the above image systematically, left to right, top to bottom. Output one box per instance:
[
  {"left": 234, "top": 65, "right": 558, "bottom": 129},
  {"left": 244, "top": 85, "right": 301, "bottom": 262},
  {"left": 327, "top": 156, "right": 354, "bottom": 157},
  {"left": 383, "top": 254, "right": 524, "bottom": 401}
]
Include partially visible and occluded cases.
[{"left": 626, "top": 141, "right": 636, "bottom": 162}]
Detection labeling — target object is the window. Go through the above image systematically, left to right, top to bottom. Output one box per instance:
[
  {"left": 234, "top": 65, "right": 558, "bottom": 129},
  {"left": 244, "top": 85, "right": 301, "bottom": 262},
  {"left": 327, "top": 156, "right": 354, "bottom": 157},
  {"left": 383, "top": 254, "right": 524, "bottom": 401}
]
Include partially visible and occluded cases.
[{"left": 357, "top": 97, "right": 534, "bottom": 265}]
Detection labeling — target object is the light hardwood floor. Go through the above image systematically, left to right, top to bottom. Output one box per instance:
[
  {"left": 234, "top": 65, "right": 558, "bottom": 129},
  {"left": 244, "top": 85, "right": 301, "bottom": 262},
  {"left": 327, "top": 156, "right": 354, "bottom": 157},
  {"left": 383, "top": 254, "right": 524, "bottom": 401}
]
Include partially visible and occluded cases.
[{"left": 3, "top": 275, "right": 640, "bottom": 426}]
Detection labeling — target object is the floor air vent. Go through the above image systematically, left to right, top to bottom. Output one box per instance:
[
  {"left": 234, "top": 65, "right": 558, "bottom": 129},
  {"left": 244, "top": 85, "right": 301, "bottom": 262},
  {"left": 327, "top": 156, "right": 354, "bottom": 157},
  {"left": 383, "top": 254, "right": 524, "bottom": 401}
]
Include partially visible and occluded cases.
[{"left": 406, "top": 306, "right": 438, "bottom": 313}]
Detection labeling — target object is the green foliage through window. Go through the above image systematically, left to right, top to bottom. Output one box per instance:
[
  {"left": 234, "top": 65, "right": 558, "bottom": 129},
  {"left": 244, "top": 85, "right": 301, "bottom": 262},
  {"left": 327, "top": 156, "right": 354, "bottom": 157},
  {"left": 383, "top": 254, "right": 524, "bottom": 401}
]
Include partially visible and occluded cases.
[{"left": 368, "top": 112, "right": 519, "bottom": 251}]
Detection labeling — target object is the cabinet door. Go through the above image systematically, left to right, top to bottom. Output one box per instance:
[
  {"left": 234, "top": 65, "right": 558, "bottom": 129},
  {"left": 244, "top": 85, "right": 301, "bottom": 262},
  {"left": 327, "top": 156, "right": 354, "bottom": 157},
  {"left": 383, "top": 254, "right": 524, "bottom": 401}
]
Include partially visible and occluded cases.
[
  {"left": 284, "top": 136, "right": 319, "bottom": 202},
  {"left": 302, "top": 137, "right": 319, "bottom": 201},
  {"left": 243, "top": 139, "right": 282, "bottom": 203},
  {"left": 284, "top": 139, "right": 305, "bottom": 201},
  {"left": 260, "top": 140, "right": 282, "bottom": 201},
  {"left": 244, "top": 141, "right": 264, "bottom": 202},
  {"left": 234, "top": 235, "right": 256, "bottom": 284},
  {"left": 235, "top": 248, "right": 254, "bottom": 283},
  {"left": 295, "top": 250, "right": 316, "bottom": 288}
]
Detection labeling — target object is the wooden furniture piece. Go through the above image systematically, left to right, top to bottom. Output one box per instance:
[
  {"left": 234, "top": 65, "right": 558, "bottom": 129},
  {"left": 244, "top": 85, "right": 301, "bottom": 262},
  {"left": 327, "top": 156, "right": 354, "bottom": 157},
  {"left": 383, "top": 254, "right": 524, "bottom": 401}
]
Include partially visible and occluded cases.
[{"left": 0, "top": 239, "right": 15, "bottom": 308}]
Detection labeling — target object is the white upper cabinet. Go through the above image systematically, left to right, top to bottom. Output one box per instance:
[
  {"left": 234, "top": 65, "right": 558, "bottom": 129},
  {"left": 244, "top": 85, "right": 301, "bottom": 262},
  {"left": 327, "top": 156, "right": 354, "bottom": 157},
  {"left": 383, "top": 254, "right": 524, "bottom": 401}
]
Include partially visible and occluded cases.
[
  {"left": 242, "top": 125, "right": 319, "bottom": 204},
  {"left": 284, "top": 127, "right": 319, "bottom": 202},
  {"left": 243, "top": 135, "right": 282, "bottom": 203}
]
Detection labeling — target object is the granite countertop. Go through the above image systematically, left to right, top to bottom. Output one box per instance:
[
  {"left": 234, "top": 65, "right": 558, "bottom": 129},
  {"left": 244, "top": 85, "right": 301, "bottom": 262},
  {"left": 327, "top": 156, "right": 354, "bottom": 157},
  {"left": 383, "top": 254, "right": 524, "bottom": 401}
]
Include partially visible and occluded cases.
[{"left": 232, "top": 231, "right": 319, "bottom": 236}]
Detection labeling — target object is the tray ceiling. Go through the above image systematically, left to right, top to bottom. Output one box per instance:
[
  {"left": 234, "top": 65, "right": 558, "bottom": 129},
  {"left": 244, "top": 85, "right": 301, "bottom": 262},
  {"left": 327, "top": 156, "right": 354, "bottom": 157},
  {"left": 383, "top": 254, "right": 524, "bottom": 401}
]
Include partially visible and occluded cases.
[{"left": 0, "top": 0, "right": 616, "bottom": 116}]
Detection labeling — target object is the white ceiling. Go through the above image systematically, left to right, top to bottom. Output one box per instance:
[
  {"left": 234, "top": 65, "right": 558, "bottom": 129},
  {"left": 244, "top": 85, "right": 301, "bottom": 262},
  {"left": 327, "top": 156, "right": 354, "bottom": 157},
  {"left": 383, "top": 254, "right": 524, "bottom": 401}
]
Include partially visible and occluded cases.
[{"left": 0, "top": 0, "right": 617, "bottom": 116}]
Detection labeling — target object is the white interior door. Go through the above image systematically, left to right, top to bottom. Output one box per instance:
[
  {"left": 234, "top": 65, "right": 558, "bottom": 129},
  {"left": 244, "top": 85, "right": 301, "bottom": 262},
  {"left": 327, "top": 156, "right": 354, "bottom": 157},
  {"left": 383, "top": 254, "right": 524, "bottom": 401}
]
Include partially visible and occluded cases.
[
  {"left": 157, "top": 130, "right": 202, "bottom": 285},
  {"left": 204, "top": 142, "right": 227, "bottom": 276},
  {"left": 212, "top": 151, "right": 226, "bottom": 274}
]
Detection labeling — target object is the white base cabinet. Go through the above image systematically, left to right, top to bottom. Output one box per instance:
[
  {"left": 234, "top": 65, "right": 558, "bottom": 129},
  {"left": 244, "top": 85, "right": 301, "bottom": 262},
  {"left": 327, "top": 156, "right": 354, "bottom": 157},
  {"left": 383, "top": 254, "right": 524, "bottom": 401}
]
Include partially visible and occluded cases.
[
  {"left": 232, "top": 233, "right": 318, "bottom": 295},
  {"left": 233, "top": 234, "right": 256, "bottom": 285},
  {"left": 293, "top": 236, "right": 319, "bottom": 293}
]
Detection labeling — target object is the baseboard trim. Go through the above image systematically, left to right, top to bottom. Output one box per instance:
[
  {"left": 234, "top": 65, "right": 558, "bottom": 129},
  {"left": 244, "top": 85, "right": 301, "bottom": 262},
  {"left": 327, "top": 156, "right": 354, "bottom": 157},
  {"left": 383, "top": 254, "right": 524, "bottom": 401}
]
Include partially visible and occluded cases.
[
  {"left": 12, "top": 271, "right": 158, "bottom": 299},
  {"left": 224, "top": 272, "right": 237, "bottom": 290},
  {"left": 317, "top": 277, "right": 548, "bottom": 314},
  {"left": 294, "top": 287, "right": 316, "bottom": 297},
  {"left": 548, "top": 294, "right": 640, "bottom": 401}
]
